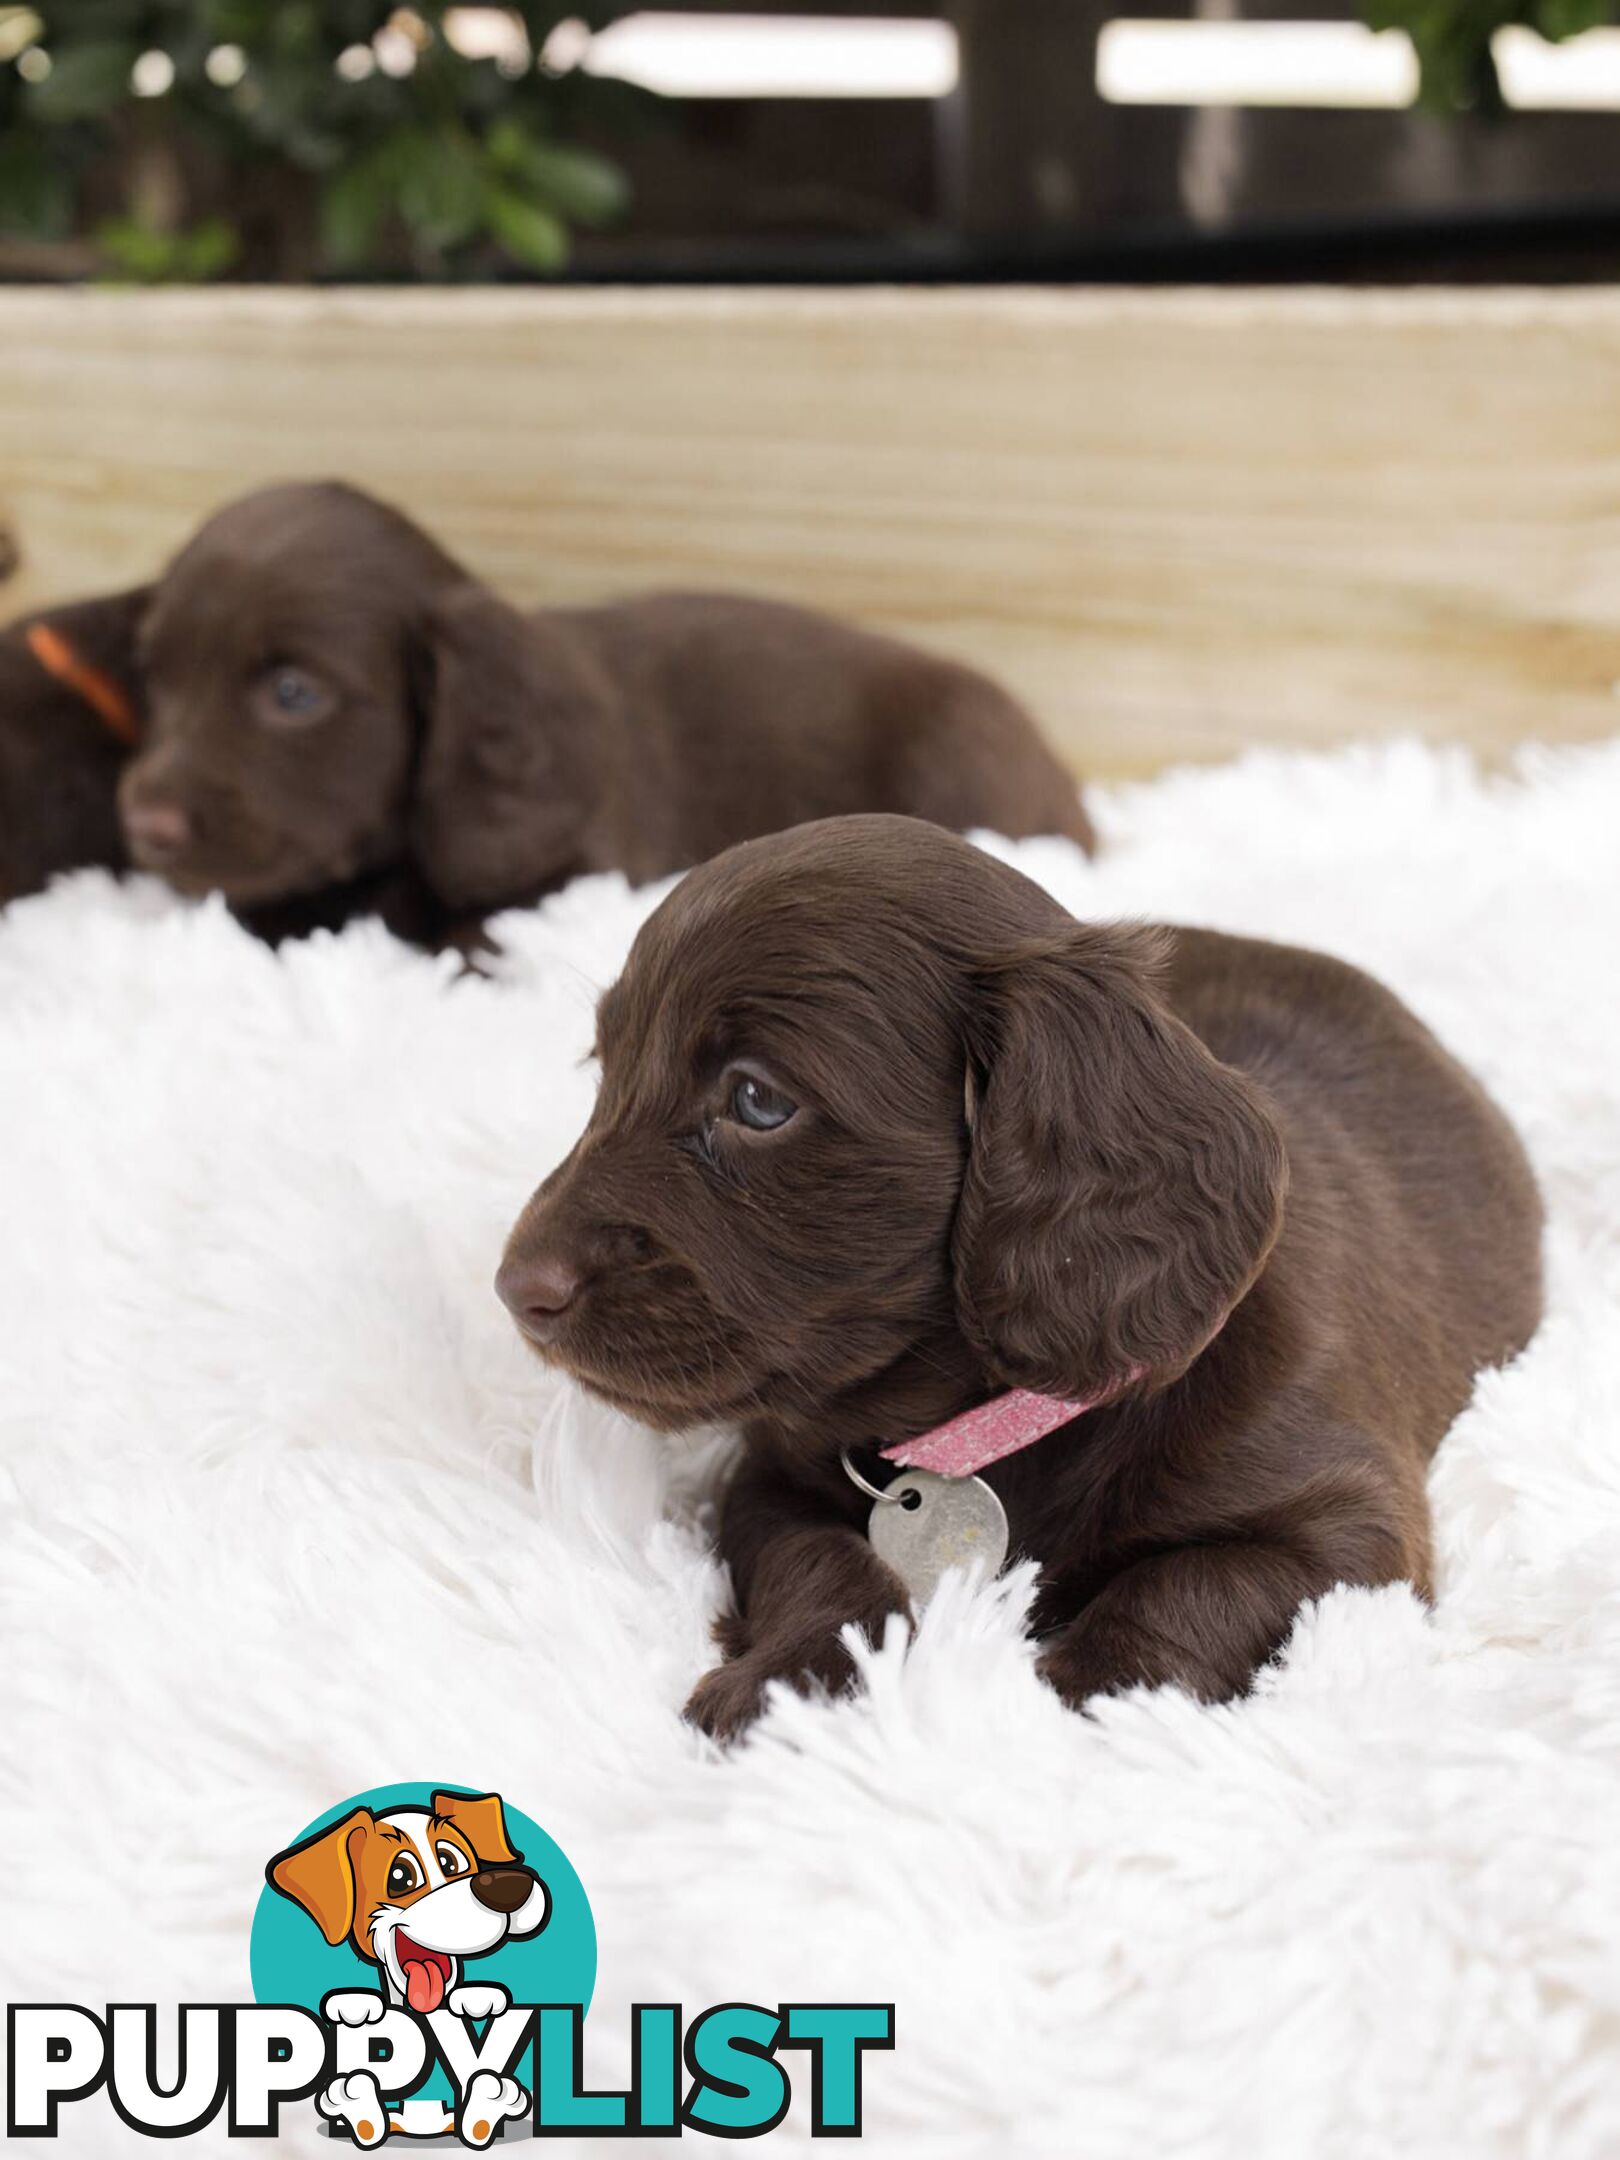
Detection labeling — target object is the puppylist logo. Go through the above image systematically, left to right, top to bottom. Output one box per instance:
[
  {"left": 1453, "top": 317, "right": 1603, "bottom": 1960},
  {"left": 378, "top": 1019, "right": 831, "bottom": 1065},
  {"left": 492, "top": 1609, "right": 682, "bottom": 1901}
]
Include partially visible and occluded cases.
[{"left": 7, "top": 1782, "right": 894, "bottom": 2144}]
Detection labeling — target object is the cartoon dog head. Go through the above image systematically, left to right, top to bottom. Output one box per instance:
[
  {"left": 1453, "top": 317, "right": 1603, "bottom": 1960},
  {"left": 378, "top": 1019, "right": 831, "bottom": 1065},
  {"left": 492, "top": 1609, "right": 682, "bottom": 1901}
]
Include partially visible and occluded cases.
[{"left": 268, "top": 1790, "right": 551, "bottom": 2013}]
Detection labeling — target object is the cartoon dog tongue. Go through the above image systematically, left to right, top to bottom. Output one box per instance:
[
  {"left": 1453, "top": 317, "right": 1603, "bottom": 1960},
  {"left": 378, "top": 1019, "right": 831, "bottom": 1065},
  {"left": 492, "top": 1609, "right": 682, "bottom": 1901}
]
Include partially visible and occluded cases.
[{"left": 403, "top": 1953, "right": 446, "bottom": 2014}]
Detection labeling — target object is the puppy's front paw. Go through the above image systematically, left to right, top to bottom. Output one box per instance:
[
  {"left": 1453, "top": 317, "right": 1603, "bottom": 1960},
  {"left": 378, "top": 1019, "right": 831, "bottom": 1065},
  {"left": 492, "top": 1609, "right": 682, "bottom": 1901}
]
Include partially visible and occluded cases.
[
  {"left": 1035, "top": 1610, "right": 1248, "bottom": 1710},
  {"left": 683, "top": 1633, "right": 864, "bottom": 1745},
  {"left": 684, "top": 1657, "right": 770, "bottom": 1743},
  {"left": 447, "top": 1982, "right": 510, "bottom": 2023},
  {"left": 322, "top": 1989, "right": 387, "bottom": 2027},
  {"left": 317, "top": 2070, "right": 389, "bottom": 2146},
  {"left": 457, "top": 2070, "right": 528, "bottom": 2148}
]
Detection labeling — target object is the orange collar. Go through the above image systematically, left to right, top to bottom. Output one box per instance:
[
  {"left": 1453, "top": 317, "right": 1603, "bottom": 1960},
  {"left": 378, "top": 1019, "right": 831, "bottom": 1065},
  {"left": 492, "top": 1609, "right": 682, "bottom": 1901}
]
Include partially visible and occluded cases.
[{"left": 25, "top": 620, "right": 141, "bottom": 747}]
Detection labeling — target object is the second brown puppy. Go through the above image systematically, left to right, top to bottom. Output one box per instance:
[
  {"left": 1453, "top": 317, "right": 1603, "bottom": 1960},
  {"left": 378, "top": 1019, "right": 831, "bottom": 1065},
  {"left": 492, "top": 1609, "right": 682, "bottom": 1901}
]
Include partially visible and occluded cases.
[{"left": 114, "top": 481, "right": 1092, "bottom": 942}]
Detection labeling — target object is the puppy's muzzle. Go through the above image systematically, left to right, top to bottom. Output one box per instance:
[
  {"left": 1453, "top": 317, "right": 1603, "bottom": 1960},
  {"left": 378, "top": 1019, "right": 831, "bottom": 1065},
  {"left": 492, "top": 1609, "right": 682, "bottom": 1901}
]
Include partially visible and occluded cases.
[
  {"left": 123, "top": 798, "right": 194, "bottom": 865},
  {"left": 495, "top": 1253, "right": 581, "bottom": 1343}
]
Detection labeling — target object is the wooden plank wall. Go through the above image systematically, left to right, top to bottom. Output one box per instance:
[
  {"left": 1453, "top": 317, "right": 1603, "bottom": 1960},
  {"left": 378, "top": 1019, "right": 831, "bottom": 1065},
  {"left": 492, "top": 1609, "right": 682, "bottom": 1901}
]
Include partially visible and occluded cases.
[{"left": 2, "top": 287, "right": 1617, "bottom": 775}]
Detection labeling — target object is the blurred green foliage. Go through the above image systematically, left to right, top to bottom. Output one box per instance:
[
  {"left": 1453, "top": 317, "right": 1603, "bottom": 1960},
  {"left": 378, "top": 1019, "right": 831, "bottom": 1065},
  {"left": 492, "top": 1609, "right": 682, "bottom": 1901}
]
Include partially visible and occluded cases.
[
  {"left": 1363, "top": 0, "right": 1611, "bottom": 110},
  {"left": 0, "top": 3, "right": 634, "bottom": 279}
]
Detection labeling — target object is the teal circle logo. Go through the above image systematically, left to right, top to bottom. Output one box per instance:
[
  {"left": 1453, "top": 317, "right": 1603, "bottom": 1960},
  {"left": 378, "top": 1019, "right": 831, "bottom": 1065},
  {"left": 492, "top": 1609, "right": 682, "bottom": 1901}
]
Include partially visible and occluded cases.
[{"left": 251, "top": 1782, "right": 594, "bottom": 2119}]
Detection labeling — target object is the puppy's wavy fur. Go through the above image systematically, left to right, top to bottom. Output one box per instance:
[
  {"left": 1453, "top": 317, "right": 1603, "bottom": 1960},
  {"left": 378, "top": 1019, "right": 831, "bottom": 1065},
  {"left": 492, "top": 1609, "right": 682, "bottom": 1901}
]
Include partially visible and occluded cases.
[
  {"left": 96, "top": 480, "right": 1091, "bottom": 943},
  {"left": 500, "top": 815, "right": 1544, "bottom": 1740}
]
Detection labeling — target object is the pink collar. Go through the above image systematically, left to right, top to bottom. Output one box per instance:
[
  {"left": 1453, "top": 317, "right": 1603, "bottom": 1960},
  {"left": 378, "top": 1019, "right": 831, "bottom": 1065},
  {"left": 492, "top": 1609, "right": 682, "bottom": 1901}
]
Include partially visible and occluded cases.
[{"left": 881, "top": 1377, "right": 1139, "bottom": 1479}]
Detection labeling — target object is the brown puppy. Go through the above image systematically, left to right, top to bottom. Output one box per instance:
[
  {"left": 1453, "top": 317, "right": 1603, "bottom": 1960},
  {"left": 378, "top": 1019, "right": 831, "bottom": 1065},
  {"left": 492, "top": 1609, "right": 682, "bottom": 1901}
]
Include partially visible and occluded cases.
[
  {"left": 111, "top": 481, "right": 1092, "bottom": 943},
  {"left": 0, "top": 589, "right": 146, "bottom": 905},
  {"left": 497, "top": 815, "right": 1543, "bottom": 1741}
]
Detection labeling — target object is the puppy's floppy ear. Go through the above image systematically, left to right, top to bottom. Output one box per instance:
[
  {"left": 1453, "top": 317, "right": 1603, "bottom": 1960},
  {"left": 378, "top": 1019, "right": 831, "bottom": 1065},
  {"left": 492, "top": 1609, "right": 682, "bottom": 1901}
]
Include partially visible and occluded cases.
[
  {"left": 408, "top": 580, "right": 608, "bottom": 912},
  {"left": 17, "top": 584, "right": 152, "bottom": 744},
  {"left": 37, "top": 584, "right": 153, "bottom": 676},
  {"left": 952, "top": 927, "right": 1286, "bottom": 1402},
  {"left": 431, "top": 1789, "right": 518, "bottom": 1867},
  {"left": 265, "top": 1807, "right": 373, "bottom": 1947}
]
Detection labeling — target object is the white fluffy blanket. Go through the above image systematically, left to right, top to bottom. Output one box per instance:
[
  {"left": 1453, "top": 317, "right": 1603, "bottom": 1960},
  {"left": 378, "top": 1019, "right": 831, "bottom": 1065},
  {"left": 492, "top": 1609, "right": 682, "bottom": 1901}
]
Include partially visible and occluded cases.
[{"left": 3, "top": 738, "right": 1618, "bottom": 2159}]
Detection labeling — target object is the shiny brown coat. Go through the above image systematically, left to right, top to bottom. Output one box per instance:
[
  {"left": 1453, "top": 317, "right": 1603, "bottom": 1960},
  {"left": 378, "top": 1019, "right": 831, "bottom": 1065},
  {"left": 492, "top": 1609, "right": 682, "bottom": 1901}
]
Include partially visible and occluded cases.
[{"left": 499, "top": 815, "right": 1543, "bottom": 1739}]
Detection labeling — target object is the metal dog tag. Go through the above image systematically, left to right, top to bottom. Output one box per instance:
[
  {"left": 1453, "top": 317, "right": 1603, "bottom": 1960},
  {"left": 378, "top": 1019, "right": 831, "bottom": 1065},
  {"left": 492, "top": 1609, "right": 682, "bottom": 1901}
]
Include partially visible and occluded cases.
[{"left": 865, "top": 1467, "right": 1009, "bottom": 1604}]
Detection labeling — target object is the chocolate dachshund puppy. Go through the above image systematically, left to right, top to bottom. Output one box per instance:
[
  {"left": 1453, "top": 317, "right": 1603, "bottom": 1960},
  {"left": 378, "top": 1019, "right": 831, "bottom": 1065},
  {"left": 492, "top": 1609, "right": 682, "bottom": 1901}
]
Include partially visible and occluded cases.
[
  {"left": 102, "top": 481, "right": 1091, "bottom": 944},
  {"left": 0, "top": 589, "right": 145, "bottom": 905},
  {"left": 497, "top": 816, "right": 1543, "bottom": 1740}
]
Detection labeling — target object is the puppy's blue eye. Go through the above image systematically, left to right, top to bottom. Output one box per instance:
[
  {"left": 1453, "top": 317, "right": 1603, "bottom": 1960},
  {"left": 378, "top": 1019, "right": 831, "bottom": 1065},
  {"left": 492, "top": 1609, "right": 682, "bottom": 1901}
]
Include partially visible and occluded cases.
[
  {"left": 255, "top": 664, "right": 334, "bottom": 728},
  {"left": 273, "top": 669, "right": 320, "bottom": 712},
  {"left": 728, "top": 1074, "right": 796, "bottom": 1132}
]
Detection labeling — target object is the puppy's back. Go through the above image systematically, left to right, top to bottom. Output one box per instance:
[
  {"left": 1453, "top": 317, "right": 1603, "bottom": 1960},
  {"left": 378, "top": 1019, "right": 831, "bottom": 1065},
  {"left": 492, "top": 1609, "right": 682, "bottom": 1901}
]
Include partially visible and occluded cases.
[
  {"left": 559, "top": 590, "right": 1094, "bottom": 862},
  {"left": 1165, "top": 927, "right": 1543, "bottom": 1418}
]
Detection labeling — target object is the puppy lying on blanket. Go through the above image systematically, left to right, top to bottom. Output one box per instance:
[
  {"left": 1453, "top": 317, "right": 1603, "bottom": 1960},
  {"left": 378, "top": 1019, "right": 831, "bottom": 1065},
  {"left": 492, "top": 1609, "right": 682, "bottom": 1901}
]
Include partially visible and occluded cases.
[
  {"left": 100, "top": 480, "right": 1091, "bottom": 945},
  {"left": 0, "top": 580, "right": 431, "bottom": 942},
  {"left": 0, "top": 590, "right": 144, "bottom": 903},
  {"left": 498, "top": 815, "right": 1543, "bottom": 1740}
]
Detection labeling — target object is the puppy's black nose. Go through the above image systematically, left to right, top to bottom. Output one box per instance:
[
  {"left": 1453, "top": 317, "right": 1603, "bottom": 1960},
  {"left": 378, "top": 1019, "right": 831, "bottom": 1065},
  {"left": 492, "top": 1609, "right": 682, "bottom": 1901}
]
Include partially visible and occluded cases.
[
  {"left": 124, "top": 801, "right": 192, "bottom": 860},
  {"left": 496, "top": 1254, "right": 581, "bottom": 1341},
  {"left": 470, "top": 1865, "right": 535, "bottom": 1914}
]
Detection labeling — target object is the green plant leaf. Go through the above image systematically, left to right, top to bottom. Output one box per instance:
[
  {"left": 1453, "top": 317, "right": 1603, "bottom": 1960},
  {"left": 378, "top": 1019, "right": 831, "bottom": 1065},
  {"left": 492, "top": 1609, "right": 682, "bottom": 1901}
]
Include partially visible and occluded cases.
[
  {"left": 1361, "top": 0, "right": 1620, "bottom": 105},
  {"left": 1534, "top": 0, "right": 1609, "bottom": 37},
  {"left": 3, "top": 1, "right": 643, "bottom": 279},
  {"left": 24, "top": 37, "right": 138, "bottom": 121},
  {"left": 487, "top": 120, "right": 627, "bottom": 226},
  {"left": 397, "top": 128, "right": 486, "bottom": 250},
  {"left": 0, "top": 132, "right": 72, "bottom": 235},
  {"left": 319, "top": 145, "right": 398, "bottom": 268},
  {"left": 485, "top": 184, "right": 568, "bottom": 271},
  {"left": 92, "top": 213, "right": 237, "bottom": 283},
  {"left": 176, "top": 215, "right": 239, "bottom": 279},
  {"left": 93, "top": 218, "right": 168, "bottom": 280}
]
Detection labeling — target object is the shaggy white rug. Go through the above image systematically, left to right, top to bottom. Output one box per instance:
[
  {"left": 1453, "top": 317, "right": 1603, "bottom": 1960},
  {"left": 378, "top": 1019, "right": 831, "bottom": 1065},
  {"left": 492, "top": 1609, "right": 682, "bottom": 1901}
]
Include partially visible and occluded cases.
[{"left": 3, "top": 736, "right": 1619, "bottom": 2159}]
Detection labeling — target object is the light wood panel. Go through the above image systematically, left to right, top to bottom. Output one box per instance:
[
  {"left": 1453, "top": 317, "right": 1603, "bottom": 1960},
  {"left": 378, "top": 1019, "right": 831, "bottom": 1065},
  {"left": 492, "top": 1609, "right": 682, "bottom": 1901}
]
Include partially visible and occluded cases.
[{"left": 3, "top": 287, "right": 1618, "bottom": 775}]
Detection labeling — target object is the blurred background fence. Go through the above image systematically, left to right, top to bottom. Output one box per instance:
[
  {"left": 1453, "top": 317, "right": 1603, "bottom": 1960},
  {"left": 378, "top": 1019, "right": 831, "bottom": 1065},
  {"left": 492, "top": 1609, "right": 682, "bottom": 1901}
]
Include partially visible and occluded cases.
[
  {"left": 1, "top": 3, "right": 1618, "bottom": 286},
  {"left": 5, "top": 10, "right": 1618, "bottom": 777},
  {"left": 4, "top": 286, "right": 1619, "bottom": 775}
]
